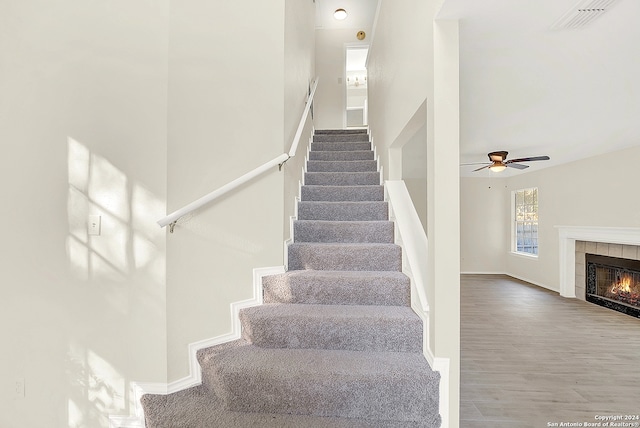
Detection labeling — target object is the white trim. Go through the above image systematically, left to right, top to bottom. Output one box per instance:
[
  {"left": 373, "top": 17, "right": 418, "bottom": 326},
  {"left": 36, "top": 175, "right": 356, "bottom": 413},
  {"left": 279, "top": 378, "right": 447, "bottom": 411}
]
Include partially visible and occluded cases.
[
  {"left": 384, "top": 179, "right": 448, "bottom": 424},
  {"left": 386, "top": 181, "right": 429, "bottom": 314},
  {"left": 557, "top": 226, "right": 640, "bottom": 298},
  {"left": 509, "top": 251, "right": 539, "bottom": 260},
  {"left": 109, "top": 266, "right": 285, "bottom": 428},
  {"left": 460, "top": 271, "right": 508, "bottom": 275},
  {"left": 461, "top": 271, "right": 557, "bottom": 292},
  {"left": 506, "top": 272, "right": 558, "bottom": 293},
  {"left": 432, "top": 357, "right": 451, "bottom": 428}
]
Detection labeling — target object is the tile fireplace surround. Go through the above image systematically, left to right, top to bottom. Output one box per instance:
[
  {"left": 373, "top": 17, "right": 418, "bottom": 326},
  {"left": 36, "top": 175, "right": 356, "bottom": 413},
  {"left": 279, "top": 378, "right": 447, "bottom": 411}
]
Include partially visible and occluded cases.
[{"left": 557, "top": 226, "right": 640, "bottom": 299}]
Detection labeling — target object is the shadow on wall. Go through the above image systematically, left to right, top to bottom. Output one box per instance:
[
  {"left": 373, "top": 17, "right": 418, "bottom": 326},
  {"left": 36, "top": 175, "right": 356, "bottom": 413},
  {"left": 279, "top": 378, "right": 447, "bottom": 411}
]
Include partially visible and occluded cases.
[{"left": 64, "top": 137, "right": 165, "bottom": 427}]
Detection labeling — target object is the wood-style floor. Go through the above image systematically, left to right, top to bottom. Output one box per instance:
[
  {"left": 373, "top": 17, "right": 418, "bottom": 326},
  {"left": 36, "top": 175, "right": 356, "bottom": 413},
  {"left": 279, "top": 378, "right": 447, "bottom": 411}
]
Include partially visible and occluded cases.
[{"left": 460, "top": 274, "right": 640, "bottom": 428}]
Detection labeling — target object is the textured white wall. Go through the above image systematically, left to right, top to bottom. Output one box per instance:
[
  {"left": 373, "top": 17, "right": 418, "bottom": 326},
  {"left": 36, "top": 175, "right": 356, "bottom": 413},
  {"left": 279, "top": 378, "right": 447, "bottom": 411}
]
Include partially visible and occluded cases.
[
  {"left": 166, "top": 0, "right": 315, "bottom": 382},
  {"left": 166, "top": 0, "right": 285, "bottom": 382},
  {"left": 283, "top": 0, "right": 316, "bottom": 241},
  {"left": 367, "top": 0, "right": 432, "bottom": 179},
  {"left": 0, "top": 1, "right": 169, "bottom": 426},
  {"left": 367, "top": 1, "right": 460, "bottom": 425},
  {"left": 314, "top": 29, "right": 368, "bottom": 129},
  {"left": 402, "top": 123, "right": 428, "bottom": 232},
  {"left": 460, "top": 178, "right": 509, "bottom": 273}
]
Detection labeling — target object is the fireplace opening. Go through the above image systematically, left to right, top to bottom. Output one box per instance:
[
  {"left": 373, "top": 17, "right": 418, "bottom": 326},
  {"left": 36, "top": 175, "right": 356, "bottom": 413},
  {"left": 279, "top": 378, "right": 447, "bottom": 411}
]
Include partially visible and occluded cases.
[{"left": 586, "top": 254, "right": 640, "bottom": 318}]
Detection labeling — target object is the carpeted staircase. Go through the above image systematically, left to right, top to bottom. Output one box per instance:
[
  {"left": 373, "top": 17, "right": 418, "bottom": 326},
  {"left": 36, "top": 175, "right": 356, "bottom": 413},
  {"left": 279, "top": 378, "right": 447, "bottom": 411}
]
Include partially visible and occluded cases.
[{"left": 141, "top": 129, "right": 441, "bottom": 427}]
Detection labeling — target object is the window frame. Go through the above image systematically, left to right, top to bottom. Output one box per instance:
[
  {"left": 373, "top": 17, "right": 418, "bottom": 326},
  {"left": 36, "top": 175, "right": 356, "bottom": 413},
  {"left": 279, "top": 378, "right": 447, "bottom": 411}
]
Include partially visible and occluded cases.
[{"left": 511, "top": 187, "right": 539, "bottom": 257}]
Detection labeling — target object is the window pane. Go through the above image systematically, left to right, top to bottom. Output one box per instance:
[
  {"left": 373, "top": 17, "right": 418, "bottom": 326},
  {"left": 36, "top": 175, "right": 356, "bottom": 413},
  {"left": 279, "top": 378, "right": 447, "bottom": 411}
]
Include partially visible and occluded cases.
[{"left": 514, "top": 188, "right": 539, "bottom": 255}]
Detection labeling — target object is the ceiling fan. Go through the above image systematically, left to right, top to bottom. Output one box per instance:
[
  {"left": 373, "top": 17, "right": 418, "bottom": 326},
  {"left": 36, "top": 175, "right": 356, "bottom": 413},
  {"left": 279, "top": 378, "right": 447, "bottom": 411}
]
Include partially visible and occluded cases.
[{"left": 466, "top": 151, "right": 550, "bottom": 172}]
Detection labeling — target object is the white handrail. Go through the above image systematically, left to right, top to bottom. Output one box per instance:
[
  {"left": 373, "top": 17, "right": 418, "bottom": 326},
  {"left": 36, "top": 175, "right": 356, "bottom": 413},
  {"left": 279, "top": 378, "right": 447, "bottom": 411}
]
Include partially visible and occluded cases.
[
  {"left": 158, "top": 77, "right": 318, "bottom": 229},
  {"left": 288, "top": 78, "right": 318, "bottom": 157},
  {"left": 158, "top": 153, "right": 289, "bottom": 228},
  {"left": 385, "top": 180, "right": 429, "bottom": 313}
]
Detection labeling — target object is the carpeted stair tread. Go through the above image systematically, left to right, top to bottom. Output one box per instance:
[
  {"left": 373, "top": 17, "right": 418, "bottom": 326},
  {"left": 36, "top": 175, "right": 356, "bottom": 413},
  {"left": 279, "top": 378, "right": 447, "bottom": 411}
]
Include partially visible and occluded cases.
[
  {"left": 313, "top": 133, "right": 370, "bottom": 142},
  {"left": 312, "top": 141, "right": 371, "bottom": 151},
  {"left": 308, "top": 150, "right": 374, "bottom": 161},
  {"left": 306, "top": 160, "right": 377, "bottom": 172},
  {"left": 301, "top": 185, "right": 383, "bottom": 201},
  {"left": 298, "top": 201, "right": 388, "bottom": 221},
  {"left": 294, "top": 220, "right": 393, "bottom": 243},
  {"left": 288, "top": 242, "right": 402, "bottom": 271},
  {"left": 262, "top": 270, "right": 411, "bottom": 306},
  {"left": 239, "top": 303, "right": 422, "bottom": 352},
  {"left": 198, "top": 341, "right": 440, "bottom": 424}
]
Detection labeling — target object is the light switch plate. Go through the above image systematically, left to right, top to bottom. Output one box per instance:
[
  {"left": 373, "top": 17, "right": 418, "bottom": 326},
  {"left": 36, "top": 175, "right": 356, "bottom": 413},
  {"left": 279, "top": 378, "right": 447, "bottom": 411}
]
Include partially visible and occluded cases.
[{"left": 88, "top": 215, "right": 101, "bottom": 236}]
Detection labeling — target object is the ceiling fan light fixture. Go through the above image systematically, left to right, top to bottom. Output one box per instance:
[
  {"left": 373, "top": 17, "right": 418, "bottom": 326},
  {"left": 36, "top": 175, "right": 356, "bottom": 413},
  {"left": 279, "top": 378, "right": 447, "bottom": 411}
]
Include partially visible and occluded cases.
[
  {"left": 334, "top": 8, "right": 347, "bottom": 20},
  {"left": 489, "top": 163, "right": 507, "bottom": 172}
]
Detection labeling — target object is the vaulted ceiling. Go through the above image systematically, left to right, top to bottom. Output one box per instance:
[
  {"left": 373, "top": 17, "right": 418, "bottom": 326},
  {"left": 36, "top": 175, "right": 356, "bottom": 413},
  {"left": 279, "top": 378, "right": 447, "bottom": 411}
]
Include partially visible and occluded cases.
[
  {"left": 316, "top": 0, "right": 640, "bottom": 177},
  {"left": 442, "top": 0, "right": 640, "bottom": 176}
]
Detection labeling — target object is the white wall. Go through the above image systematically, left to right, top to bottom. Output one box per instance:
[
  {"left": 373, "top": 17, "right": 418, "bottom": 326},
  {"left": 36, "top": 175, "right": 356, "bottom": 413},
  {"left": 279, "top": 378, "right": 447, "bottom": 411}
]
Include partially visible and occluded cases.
[
  {"left": 166, "top": 0, "right": 315, "bottom": 383},
  {"left": 283, "top": 0, "right": 316, "bottom": 240},
  {"left": 367, "top": 0, "right": 432, "bottom": 178},
  {"left": 0, "top": 1, "right": 169, "bottom": 427},
  {"left": 367, "top": 1, "right": 460, "bottom": 425},
  {"left": 315, "top": 29, "right": 368, "bottom": 129},
  {"left": 402, "top": 123, "right": 428, "bottom": 232},
  {"left": 460, "top": 145, "right": 640, "bottom": 290},
  {"left": 460, "top": 178, "right": 508, "bottom": 273}
]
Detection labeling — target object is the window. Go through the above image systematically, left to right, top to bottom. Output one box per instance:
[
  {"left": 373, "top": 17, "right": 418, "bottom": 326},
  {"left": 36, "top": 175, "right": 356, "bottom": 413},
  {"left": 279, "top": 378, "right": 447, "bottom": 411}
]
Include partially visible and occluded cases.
[{"left": 513, "top": 187, "right": 538, "bottom": 255}]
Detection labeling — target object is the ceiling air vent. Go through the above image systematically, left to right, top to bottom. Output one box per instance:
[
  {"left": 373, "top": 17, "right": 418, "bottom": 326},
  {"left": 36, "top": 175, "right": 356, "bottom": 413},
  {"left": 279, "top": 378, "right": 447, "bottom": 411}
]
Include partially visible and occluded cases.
[{"left": 551, "top": 0, "right": 619, "bottom": 29}]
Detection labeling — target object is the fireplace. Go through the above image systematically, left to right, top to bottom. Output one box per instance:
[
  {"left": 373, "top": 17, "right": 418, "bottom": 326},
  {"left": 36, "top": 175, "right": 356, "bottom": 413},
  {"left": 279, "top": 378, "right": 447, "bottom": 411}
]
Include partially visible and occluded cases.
[{"left": 586, "top": 253, "right": 640, "bottom": 318}]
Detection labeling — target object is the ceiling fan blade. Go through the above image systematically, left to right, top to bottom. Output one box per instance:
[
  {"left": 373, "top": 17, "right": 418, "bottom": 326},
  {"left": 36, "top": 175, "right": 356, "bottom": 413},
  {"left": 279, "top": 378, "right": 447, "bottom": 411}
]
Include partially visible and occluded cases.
[
  {"left": 506, "top": 156, "right": 550, "bottom": 163},
  {"left": 460, "top": 162, "right": 491, "bottom": 166},
  {"left": 507, "top": 163, "right": 529, "bottom": 170},
  {"left": 473, "top": 165, "right": 491, "bottom": 172}
]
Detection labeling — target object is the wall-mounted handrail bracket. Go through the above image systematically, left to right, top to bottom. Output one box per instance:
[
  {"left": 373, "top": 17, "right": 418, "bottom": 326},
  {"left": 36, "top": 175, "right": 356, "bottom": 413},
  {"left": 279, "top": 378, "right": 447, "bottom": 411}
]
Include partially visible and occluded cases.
[
  {"left": 278, "top": 155, "right": 291, "bottom": 171},
  {"left": 169, "top": 221, "right": 177, "bottom": 234}
]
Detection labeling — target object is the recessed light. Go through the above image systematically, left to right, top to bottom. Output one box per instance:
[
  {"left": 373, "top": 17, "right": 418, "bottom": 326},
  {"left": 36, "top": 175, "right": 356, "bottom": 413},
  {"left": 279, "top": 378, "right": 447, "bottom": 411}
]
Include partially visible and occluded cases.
[{"left": 334, "top": 8, "right": 347, "bottom": 20}]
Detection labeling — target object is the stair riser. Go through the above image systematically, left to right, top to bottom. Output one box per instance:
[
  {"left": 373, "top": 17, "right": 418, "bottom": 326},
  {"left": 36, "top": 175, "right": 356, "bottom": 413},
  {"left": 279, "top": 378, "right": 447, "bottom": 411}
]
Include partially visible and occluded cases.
[
  {"left": 313, "top": 133, "right": 369, "bottom": 142},
  {"left": 312, "top": 142, "right": 371, "bottom": 151},
  {"left": 308, "top": 151, "right": 374, "bottom": 161},
  {"left": 306, "top": 160, "right": 377, "bottom": 172},
  {"left": 305, "top": 172, "right": 380, "bottom": 186},
  {"left": 300, "top": 185, "right": 384, "bottom": 202},
  {"left": 297, "top": 201, "right": 388, "bottom": 221},
  {"left": 294, "top": 221, "right": 394, "bottom": 243},
  {"left": 288, "top": 244, "right": 402, "bottom": 271},
  {"left": 262, "top": 273, "right": 411, "bottom": 306},
  {"left": 240, "top": 310, "right": 422, "bottom": 353},
  {"left": 206, "top": 368, "right": 440, "bottom": 423}
]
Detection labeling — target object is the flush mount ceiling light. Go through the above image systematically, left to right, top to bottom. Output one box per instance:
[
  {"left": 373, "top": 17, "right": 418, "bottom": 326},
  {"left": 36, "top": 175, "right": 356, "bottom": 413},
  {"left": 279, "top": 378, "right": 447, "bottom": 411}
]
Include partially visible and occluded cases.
[{"left": 334, "top": 8, "right": 347, "bottom": 20}]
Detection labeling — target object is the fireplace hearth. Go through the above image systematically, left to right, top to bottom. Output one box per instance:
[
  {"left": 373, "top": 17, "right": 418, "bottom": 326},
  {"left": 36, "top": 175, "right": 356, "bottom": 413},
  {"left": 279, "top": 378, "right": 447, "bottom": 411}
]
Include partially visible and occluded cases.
[{"left": 586, "top": 253, "right": 640, "bottom": 318}]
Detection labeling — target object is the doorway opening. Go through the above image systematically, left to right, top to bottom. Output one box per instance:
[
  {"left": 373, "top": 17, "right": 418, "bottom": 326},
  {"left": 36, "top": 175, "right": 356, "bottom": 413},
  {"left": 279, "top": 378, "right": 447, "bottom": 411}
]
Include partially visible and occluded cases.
[{"left": 345, "top": 46, "right": 368, "bottom": 128}]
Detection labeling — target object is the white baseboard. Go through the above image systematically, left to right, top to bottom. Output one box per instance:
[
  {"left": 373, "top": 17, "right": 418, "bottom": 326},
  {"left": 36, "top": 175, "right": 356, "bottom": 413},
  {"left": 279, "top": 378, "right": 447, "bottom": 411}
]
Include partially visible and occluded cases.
[
  {"left": 109, "top": 265, "right": 285, "bottom": 428},
  {"left": 460, "top": 271, "right": 507, "bottom": 275},
  {"left": 461, "top": 271, "right": 559, "bottom": 294},
  {"left": 505, "top": 272, "right": 559, "bottom": 293},
  {"left": 432, "top": 357, "right": 450, "bottom": 428}
]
